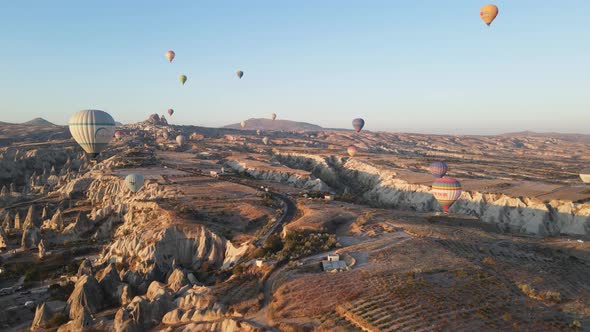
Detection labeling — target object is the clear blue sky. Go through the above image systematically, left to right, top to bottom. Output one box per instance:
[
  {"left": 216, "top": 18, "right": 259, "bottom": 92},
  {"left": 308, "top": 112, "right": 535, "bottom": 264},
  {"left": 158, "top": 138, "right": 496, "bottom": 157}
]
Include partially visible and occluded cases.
[{"left": 1, "top": 1, "right": 589, "bottom": 134}]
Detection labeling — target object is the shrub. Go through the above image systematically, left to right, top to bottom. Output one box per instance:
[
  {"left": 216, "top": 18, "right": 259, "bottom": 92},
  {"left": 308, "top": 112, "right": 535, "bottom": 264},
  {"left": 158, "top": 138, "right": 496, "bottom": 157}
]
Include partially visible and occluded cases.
[
  {"left": 482, "top": 256, "right": 496, "bottom": 265},
  {"left": 46, "top": 313, "right": 69, "bottom": 328}
]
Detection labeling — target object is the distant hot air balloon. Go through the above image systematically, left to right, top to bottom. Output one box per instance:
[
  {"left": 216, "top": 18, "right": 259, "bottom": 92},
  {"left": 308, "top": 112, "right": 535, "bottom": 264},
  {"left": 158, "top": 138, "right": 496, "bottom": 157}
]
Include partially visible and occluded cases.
[
  {"left": 480, "top": 4, "right": 499, "bottom": 26},
  {"left": 166, "top": 50, "right": 175, "bottom": 63},
  {"left": 236, "top": 71, "right": 244, "bottom": 79},
  {"left": 179, "top": 75, "right": 187, "bottom": 85},
  {"left": 168, "top": 109, "right": 174, "bottom": 116},
  {"left": 68, "top": 110, "right": 116, "bottom": 158},
  {"left": 271, "top": 113, "right": 277, "bottom": 121},
  {"left": 352, "top": 118, "right": 365, "bottom": 133},
  {"left": 240, "top": 121, "right": 246, "bottom": 128},
  {"left": 256, "top": 129, "right": 262, "bottom": 136},
  {"left": 114, "top": 130, "right": 123, "bottom": 140},
  {"left": 176, "top": 135, "right": 186, "bottom": 147},
  {"left": 262, "top": 137, "right": 269, "bottom": 145},
  {"left": 347, "top": 145, "right": 358, "bottom": 157},
  {"left": 429, "top": 161, "right": 448, "bottom": 178},
  {"left": 580, "top": 168, "right": 590, "bottom": 184},
  {"left": 125, "top": 173, "right": 144, "bottom": 193},
  {"left": 432, "top": 177, "right": 462, "bottom": 213}
]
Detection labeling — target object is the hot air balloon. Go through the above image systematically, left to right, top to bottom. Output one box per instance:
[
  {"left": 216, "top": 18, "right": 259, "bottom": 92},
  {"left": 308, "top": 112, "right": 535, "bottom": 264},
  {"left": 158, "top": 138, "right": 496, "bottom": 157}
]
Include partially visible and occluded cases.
[
  {"left": 480, "top": 4, "right": 499, "bottom": 26},
  {"left": 166, "top": 50, "right": 175, "bottom": 63},
  {"left": 236, "top": 71, "right": 244, "bottom": 79},
  {"left": 179, "top": 75, "right": 187, "bottom": 85},
  {"left": 168, "top": 109, "right": 174, "bottom": 116},
  {"left": 68, "top": 110, "right": 116, "bottom": 158},
  {"left": 271, "top": 113, "right": 277, "bottom": 121},
  {"left": 352, "top": 118, "right": 365, "bottom": 133},
  {"left": 240, "top": 121, "right": 246, "bottom": 128},
  {"left": 256, "top": 129, "right": 262, "bottom": 136},
  {"left": 114, "top": 131, "right": 123, "bottom": 140},
  {"left": 176, "top": 135, "right": 186, "bottom": 147},
  {"left": 262, "top": 137, "right": 269, "bottom": 145},
  {"left": 347, "top": 145, "right": 358, "bottom": 157},
  {"left": 429, "top": 161, "right": 448, "bottom": 178},
  {"left": 580, "top": 168, "right": 590, "bottom": 184},
  {"left": 125, "top": 173, "right": 144, "bottom": 193},
  {"left": 432, "top": 177, "right": 462, "bottom": 213}
]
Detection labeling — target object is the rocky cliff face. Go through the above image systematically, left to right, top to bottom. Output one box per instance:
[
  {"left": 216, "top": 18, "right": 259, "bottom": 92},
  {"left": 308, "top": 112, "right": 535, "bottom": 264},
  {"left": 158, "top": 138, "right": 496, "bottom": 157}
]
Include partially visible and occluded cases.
[{"left": 274, "top": 152, "right": 590, "bottom": 236}]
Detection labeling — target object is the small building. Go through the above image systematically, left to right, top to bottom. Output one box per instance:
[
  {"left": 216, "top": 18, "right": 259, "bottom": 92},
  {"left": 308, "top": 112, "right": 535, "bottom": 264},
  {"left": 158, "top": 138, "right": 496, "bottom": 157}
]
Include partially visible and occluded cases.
[
  {"left": 327, "top": 254, "right": 340, "bottom": 262},
  {"left": 321, "top": 260, "right": 347, "bottom": 272}
]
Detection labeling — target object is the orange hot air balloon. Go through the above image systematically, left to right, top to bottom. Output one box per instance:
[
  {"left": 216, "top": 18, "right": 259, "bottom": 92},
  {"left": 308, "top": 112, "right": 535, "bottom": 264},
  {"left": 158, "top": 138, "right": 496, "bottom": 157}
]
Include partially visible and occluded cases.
[
  {"left": 480, "top": 4, "right": 499, "bottom": 26},
  {"left": 166, "top": 50, "right": 175, "bottom": 63},
  {"left": 347, "top": 145, "right": 357, "bottom": 157}
]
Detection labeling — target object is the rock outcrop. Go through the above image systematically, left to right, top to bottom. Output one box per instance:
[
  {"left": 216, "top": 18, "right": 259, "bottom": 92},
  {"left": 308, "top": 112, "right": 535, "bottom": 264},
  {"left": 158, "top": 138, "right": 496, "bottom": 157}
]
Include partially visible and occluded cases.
[
  {"left": 21, "top": 224, "right": 41, "bottom": 249},
  {"left": 0, "top": 227, "right": 8, "bottom": 250},
  {"left": 96, "top": 263, "right": 124, "bottom": 305},
  {"left": 167, "top": 268, "right": 188, "bottom": 293},
  {"left": 66, "top": 274, "right": 106, "bottom": 319},
  {"left": 31, "top": 302, "right": 53, "bottom": 331}
]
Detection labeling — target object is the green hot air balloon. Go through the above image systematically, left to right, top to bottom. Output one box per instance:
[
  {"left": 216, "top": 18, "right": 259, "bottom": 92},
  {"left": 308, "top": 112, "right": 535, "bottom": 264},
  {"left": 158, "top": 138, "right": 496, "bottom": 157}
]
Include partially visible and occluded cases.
[
  {"left": 179, "top": 75, "right": 187, "bottom": 85},
  {"left": 69, "top": 110, "right": 116, "bottom": 158},
  {"left": 125, "top": 173, "right": 144, "bottom": 193}
]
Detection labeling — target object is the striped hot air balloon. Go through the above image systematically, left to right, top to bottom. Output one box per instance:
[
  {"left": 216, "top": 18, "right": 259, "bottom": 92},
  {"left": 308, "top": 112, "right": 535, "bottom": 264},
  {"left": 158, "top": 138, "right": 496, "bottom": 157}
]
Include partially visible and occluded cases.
[
  {"left": 68, "top": 110, "right": 116, "bottom": 158},
  {"left": 352, "top": 118, "right": 365, "bottom": 133},
  {"left": 347, "top": 145, "right": 358, "bottom": 157},
  {"left": 429, "top": 161, "right": 448, "bottom": 178},
  {"left": 580, "top": 168, "right": 590, "bottom": 184},
  {"left": 125, "top": 173, "right": 144, "bottom": 193},
  {"left": 432, "top": 177, "right": 462, "bottom": 213}
]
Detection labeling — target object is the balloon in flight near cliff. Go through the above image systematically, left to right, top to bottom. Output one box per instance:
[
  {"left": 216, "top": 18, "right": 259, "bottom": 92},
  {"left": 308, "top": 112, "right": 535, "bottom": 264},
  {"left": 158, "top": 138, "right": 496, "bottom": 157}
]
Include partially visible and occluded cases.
[
  {"left": 480, "top": 4, "right": 499, "bottom": 26},
  {"left": 166, "top": 50, "right": 175, "bottom": 63},
  {"left": 179, "top": 75, "right": 187, "bottom": 85},
  {"left": 68, "top": 109, "right": 116, "bottom": 158},
  {"left": 352, "top": 118, "right": 365, "bottom": 133},
  {"left": 176, "top": 135, "right": 186, "bottom": 147},
  {"left": 347, "top": 145, "right": 358, "bottom": 157},
  {"left": 429, "top": 161, "right": 448, "bottom": 178},
  {"left": 125, "top": 173, "right": 144, "bottom": 193},
  {"left": 432, "top": 177, "right": 462, "bottom": 213}
]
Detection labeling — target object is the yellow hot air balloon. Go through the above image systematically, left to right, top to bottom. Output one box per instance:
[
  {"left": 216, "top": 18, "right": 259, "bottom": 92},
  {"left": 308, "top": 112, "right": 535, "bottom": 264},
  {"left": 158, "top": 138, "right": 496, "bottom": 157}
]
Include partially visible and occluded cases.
[
  {"left": 480, "top": 4, "right": 499, "bottom": 26},
  {"left": 166, "top": 50, "right": 175, "bottom": 63},
  {"left": 179, "top": 75, "right": 187, "bottom": 85},
  {"left": 240, "top": 121, "right": 246, "bottom": 128}
]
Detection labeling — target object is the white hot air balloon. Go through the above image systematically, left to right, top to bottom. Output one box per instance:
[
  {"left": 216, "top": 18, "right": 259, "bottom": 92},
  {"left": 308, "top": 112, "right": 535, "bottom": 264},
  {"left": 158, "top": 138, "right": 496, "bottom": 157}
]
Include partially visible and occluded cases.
[
  {"left": 68, "top": 110, "right": 116, "bottom": 158},
  {"left": 176, "top": 135, "right": 186, "bottom": 147}
]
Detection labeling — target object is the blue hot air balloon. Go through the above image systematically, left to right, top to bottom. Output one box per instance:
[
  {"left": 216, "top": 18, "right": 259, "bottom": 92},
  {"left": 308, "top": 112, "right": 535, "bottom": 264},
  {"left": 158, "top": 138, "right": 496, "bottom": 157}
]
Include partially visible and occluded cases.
[{"left": 429, "top": 161, "right": 448, "bottom": 178}]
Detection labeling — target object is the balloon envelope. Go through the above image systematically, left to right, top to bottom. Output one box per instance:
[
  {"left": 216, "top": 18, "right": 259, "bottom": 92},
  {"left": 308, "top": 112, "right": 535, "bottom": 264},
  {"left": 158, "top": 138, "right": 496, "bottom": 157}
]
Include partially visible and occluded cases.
[
  {"left": 480, "top": 4, "right": 499, "bottom": 26},
  {"left": 166, "top": 50, "right": 175, "bottom": 62},
  {"left": 236, "top": 70, "right": 244, "bottom": 79},
  {"left": 179, "top": 75, "right": 187, "bottom": 85},
  {"left": 168, "top": 109, "right": 174, "bottom": 116},
  {"left": 69, "top": 110, "right": 116, "bottom": 157},
  {"left": 271, "top": 113, "right": 277, "bottom": 121},
  {"left": 352, "top": 118, "right": 365, "bottom": 132},
  {"left": 240, "top": 121, "right": 246, "bottom": 128},
  {"left": 256, "top": 129, "right": 262, "bottom": 136},
  {"left": 114, "top": 130, "right": 123, "bottom": 139},
  {"left": 176, "top": 135, "right": 186, "bottom": 146},
  {"left": 262, "top": 137, "right": 269, "bottom": 145},
  {"left": 347, "top": 145, "right": 357, "bottom": 157},
  {"left": 429, "top": 161, "right": 448, "bottom": 178},
  {"left": 580, "top": 168, "right": 590, "bottom": 184},
  {"left": 125, "top": 173, "right": 144, "bottom": 193},
  {"left": 432, "top": 177, "right": 462, "bottom": 213}
]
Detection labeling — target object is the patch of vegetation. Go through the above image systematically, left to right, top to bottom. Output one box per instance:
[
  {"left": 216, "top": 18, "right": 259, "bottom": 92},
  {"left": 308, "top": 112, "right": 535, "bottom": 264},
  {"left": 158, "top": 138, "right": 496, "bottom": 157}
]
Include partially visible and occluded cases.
[
  {"left": 482, "top": 256, "right": 496, "bottom": 265},
  {"left": 46, "top": 313, "right": 69, "bottom": 328}
]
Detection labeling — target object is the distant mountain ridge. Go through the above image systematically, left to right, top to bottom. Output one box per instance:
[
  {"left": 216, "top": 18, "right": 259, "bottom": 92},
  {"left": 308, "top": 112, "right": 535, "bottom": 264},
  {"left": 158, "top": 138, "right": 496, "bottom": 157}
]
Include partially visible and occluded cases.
[
  {"left": 23, "top": 117, "right": 57, "bottom": 126},
  {"left": 224, "top": 118, "right": 323, "bottom": 131},
  {"left": 501, "top": 131, "right": 590, "bottom": 142}
]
